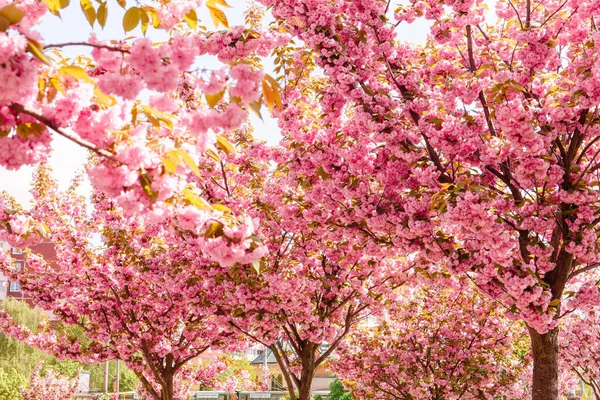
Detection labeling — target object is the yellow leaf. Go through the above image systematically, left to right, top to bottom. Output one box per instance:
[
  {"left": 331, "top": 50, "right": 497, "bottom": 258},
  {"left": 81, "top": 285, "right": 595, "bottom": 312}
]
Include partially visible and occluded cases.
[
  {"left": 43, "top": 0, "right": 70, "bottom": 16},
  {"left": 80, "top": 0, "right": 96, "bottom": 27},
  {"left": 116, "top": 0, "right": 126, "bottom": 8},
  {"left": 207, "top": 0, "right": 231, "bottom": 8},
  {"left": 97, "top": 1, "right": 107, "bottom": 28},
  {"left": 0, "top": 4, "right": 24, "bottom": 24},
  {"left": 207, "top": 6, "right": 229, "bottom": 29},
  {"left": 123, "top": 7, "right": 141, "bottom": 32},
  {"left": 140, "top": 8, "right": 149, "bottom": 35},
  {"left": 147, "top": 8, "right": 160, "bottom": 28},
  {"left": 184, "top": 9, "right": 197, "bottom": 30},
  {"left": 0, "top": 16, "right": 10, "bottom": 32},
  {"left": 26, "top": 38, "right": 51, "bottom": 66},
  {"left": 59, "top": 66, "right": 94, "bottom": 84},
  {"left": 264, "top": 74, "right": 282, "bottom": 109},
  {"left": 262, "top": 78, "right": 274, "bottom": 110},
  {"left": 94, "top": 87, "right": 116, "bottom": 107},
  {"left": 205, "top": 89, "right": 225, "bottom": 108},
  {"left": 248, "top": 100, "right": 262, "bottom": 119},
  {"left": 216, "top": 135, "right": 236, "bottom": 155},
  {"left": 206, "top": 148, "right": 221, "bottom": 163},
  {"left": 176, "top": 149, "right": 201, "bottom": 178},
  {"left": 163, "top": 158, "right": 177, "bottom": 174},
  {"left": 139, "top": 173, "right": 157, "bottom": 202},
  {"left": 183, "top": 188, "right": 209, "bottom": 209},
  {"left": 212, "top": 204, "right": 231, "bottom": 213},
  {"left": 204, "top": 221, "right": 224, "bottom": 238}
]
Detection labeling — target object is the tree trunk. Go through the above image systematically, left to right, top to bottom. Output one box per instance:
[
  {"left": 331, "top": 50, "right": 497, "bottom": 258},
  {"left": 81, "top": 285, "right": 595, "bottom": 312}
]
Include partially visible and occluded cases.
[
  {"left": 529, "top": 326, "right": 559, "bottom": 400},
  {"left": 298, "top": 364, "right": 315, "bottom": 400},
  {"left": 161, "top": 373, "right": 175, "bottom": 400}
]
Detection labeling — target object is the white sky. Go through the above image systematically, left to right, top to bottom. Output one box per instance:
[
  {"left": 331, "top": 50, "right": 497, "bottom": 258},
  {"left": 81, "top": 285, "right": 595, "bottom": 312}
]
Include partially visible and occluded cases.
[{"left": 0, "top": 1, "right": 429, "bottom": 206}]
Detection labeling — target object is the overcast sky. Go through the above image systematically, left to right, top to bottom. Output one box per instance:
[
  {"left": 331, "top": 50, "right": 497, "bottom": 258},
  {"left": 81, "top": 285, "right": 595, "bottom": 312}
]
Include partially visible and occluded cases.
[{"left": 0, "top": 1, "right": 430, "bottom": 206}]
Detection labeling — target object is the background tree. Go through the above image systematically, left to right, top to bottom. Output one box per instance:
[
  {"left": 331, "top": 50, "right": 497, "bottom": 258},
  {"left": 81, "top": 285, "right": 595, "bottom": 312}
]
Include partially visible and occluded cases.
[
  {"left": 255, "top": 0, "right": 600, "bottom": 398},
  {"left": 202, "top": 140, "right": 409, "bottom": 400},
  {"left": 0, "top": 166, "right": 251, "bottom": 400},
  {"left": 333, "top": 279, "right": 531, "bottom": 400},
  {"left": 561, "top": 310, "right": 600, "bottom": 399}
]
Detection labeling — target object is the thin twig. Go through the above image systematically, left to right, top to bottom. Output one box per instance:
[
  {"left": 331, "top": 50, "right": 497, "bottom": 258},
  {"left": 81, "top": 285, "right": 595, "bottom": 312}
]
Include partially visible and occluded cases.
[
  {"left": 45, "top": 42, "right": 130, "bottom": 53},
  {"left": 9, "top": 104, "right": 118, "bottom": 161}
]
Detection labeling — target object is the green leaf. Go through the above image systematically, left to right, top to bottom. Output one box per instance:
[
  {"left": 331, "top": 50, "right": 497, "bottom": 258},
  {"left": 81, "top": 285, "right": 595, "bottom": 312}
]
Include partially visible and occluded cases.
[{"left": 123, "top": 7, "right": 142, "bottom": 32}]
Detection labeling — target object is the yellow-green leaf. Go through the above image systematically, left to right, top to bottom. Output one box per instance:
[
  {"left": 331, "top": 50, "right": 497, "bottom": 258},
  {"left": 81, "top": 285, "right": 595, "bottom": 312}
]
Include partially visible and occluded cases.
[
  {"left": 80, "top": 0, "right": 95, "bottom": 27},
  {"left": 97, "top": 1, "right": 107, "bottom": 28},
  {"left": 0, "top": 4, "right": 24, "bottom": 24},
  {"left": 123, "top": 7, "right": 141, "bottom": 32},
  {"left": 184, "top": 9, "right": 197, "bottom": 30},
  {"left": 26, "top": 38, "right": 51, "bottom": 65},
  {"left": 59, "top": 66, "right": 94, "bottom": 84},
  {"left": 94, "top": 87, "right": 116, "bottom": 107},
  {"left": 216, "top": 135, "right": 235, "bottom": 155},
  {"left": 139, "top": 173, "right": 157, "bottom": 202},
  {"left": 183, "top": 188, "right": 210, "bottom": 209},
  {"left": 212, "top": 204, "right": 231, "bottom": 213},
  {"left": 548, "top": 299, "right": 561, "bottom": 308}
]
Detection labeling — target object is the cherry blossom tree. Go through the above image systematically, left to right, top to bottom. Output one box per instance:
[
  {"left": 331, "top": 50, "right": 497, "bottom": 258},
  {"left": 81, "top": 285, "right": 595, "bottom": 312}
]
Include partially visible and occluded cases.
[
  {"left": 0, "top": 0, "right": 283, "bottom": 267},
  {"left": 255, "top": 0, "right": 600, "bottom": 398},
  {"left": 200, "top": 141, "right": 410, "bottom": 400},
  {"left": 0, "top": 165, "right": 251, "bottom": 400},
  {"left": 333, "top": 279, "right": 531, "bottom": 400},
  {"left": 561, "top": 311, "right": 600, "bottom": 399},
  {"left": 20, "top": 363, "right": 78, "bottom": 400}
]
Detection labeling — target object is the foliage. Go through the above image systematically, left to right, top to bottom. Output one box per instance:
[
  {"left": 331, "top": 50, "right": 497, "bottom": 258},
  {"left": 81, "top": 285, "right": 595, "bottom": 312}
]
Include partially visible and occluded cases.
[
  {"left": 0, "top": 298, "right": 52, "bottom": 378},
  {"left": 0, "top": 368, "right": 24, "bottom": 400},
  {"left": 327, "top": 379, "right": 352, "bottom": 400}
]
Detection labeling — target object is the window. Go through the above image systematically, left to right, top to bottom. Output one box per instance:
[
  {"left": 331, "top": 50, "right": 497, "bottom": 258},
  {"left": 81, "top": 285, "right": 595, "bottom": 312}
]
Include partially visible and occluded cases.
[
  {"left": 11, "top": 248, "right": 22, "bottom": 254},
  {"left": 13, "top": 262, "right": 22, "bottom": 271},
  {"left": 9, "top": 282, "right": 19, "bottom": 292}
]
